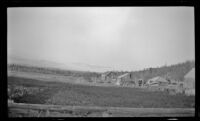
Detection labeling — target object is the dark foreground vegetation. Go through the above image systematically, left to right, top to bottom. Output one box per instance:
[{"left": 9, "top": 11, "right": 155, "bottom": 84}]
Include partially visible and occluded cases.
[{"left": 8, "top": 76, "right": 194, "bottom": 108}]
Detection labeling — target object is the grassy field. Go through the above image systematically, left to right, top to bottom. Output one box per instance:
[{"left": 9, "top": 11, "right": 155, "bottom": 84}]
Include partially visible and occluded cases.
[{"left": 8, "top": 76, "right": 195, "bottom": 108}]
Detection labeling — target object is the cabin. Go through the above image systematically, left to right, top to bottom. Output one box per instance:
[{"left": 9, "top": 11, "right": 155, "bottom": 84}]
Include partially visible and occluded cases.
[
  {"left": 101, "top": 72, "right": 116, "bottom": 83},
  {"left": 116, "top": 73, "right": 134, "bottom": 86}
]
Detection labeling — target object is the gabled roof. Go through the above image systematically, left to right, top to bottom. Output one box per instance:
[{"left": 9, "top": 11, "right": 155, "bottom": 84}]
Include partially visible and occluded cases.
[
  {"left": 184, "top": 68, "right": 195, "bottom": 79},
  {"left": 117, "top": 73, "right": 130, "bottom": 79}
]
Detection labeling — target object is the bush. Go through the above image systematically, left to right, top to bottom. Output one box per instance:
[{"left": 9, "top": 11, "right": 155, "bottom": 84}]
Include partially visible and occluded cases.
[{"left": 8, "top": 85, "right": 44, "bottom": 102}]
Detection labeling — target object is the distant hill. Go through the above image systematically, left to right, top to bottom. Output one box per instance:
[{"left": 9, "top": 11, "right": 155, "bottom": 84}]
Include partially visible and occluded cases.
[
  {"left": 7, "top": 56, "right": 113, "bottom": 72},
  {"left": 8, "top": 56, "right": 68, "bottom": 70},
  {"left": 8, "top": 64, "right": 101, "bottom": 80}
]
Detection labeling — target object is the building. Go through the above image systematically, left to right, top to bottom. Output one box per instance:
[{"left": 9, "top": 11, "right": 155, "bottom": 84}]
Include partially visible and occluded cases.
[
  {"left": 183, "top": 68, "right": 195, "bottom": 96},
  {"left": 101, "top": 72, "right": 116, "bottom": 83},
  {"left": 116, "top": 73, "right": 134, "bottom": 86},
  {"left": 146, "top": 76, "right": 169, "bottom": 86}
]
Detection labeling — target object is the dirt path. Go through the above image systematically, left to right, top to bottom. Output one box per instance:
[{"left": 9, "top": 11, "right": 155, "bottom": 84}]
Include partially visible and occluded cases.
[{"left": 8, "top": 102, "right": 194, "bottom": 117}]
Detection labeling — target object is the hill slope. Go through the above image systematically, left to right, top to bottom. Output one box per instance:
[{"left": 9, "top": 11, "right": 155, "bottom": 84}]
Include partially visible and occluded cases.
[
  {"left": 8, "top": 56, "right": 195, "bottom": 82},
  {"left": 102, "top": 60, "right": 195, "bottom": 82},
  {"left": 130, "top": 60, "right": 195, "bottom": 82}
]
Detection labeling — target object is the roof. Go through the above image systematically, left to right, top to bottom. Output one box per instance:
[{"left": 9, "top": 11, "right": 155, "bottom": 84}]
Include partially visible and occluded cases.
[
  {"left": 184, "top": 68, "right": 195, "bottom": 79},
  {"left": 102, "top": 72, "right": 112, "bottom": 76},
  {"left": 117, "top": 73, "right": 130, "bottom": 79},
  {"left": 148, "top": 76, "right": 168, "bottom": 83}
]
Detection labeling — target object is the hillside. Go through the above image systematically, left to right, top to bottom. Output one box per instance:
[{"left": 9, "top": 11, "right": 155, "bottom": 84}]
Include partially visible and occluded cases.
[
  {"left": 8, "top": 60, "right": 195, "bottom": 82},
  {"left": 102, "top": 60, "right": 195, "bottom": 82},
  {"left": 129, "top": 60, "right": 195, "bottom": 82},
  {"left": 135, "top": 60, "right": 194, "bottom": 82}
]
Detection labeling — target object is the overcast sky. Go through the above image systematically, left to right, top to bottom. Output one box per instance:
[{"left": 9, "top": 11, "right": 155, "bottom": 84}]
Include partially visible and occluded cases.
[{"left": 8, "top": 7, "right": 195, "bottom": 71}]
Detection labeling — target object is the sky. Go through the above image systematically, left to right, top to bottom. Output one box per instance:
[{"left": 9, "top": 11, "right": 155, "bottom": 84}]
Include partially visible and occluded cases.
[{"left": 7, "top": 7, "right": 195, "bottom": 71}]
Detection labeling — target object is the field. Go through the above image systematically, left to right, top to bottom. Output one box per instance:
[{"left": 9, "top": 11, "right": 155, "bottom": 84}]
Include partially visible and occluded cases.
[
  {"left": 7, "top": 66, "right": 195, "bottom": 117},
  {"left": 8, "top": 76, "right": 194, "bottom": 108}
]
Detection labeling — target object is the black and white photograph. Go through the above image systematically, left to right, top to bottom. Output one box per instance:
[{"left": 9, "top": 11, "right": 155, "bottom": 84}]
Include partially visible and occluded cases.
[{"left": 7, "top": 7, "right": 195, "bottom": 117}]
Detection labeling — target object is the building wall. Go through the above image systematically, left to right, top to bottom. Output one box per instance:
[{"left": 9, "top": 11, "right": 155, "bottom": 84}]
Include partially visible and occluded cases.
[
  {"left": 101, "top": 73, "right": 117, "bottom": 84},
  {"left": 116, "top": 74, "right": 133, "bottom": 86},
  {"left": 101, "top": 75, "right": 106, "bottom": 80},
  {"left": 117, "top": 75, "right": 144, "bottom": 87},
  {"left": 184, "top": 77, "right": 195, "bottom": 89},
  {"left": 184, "top": 89, "right": 195, "bottom": 96}
]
